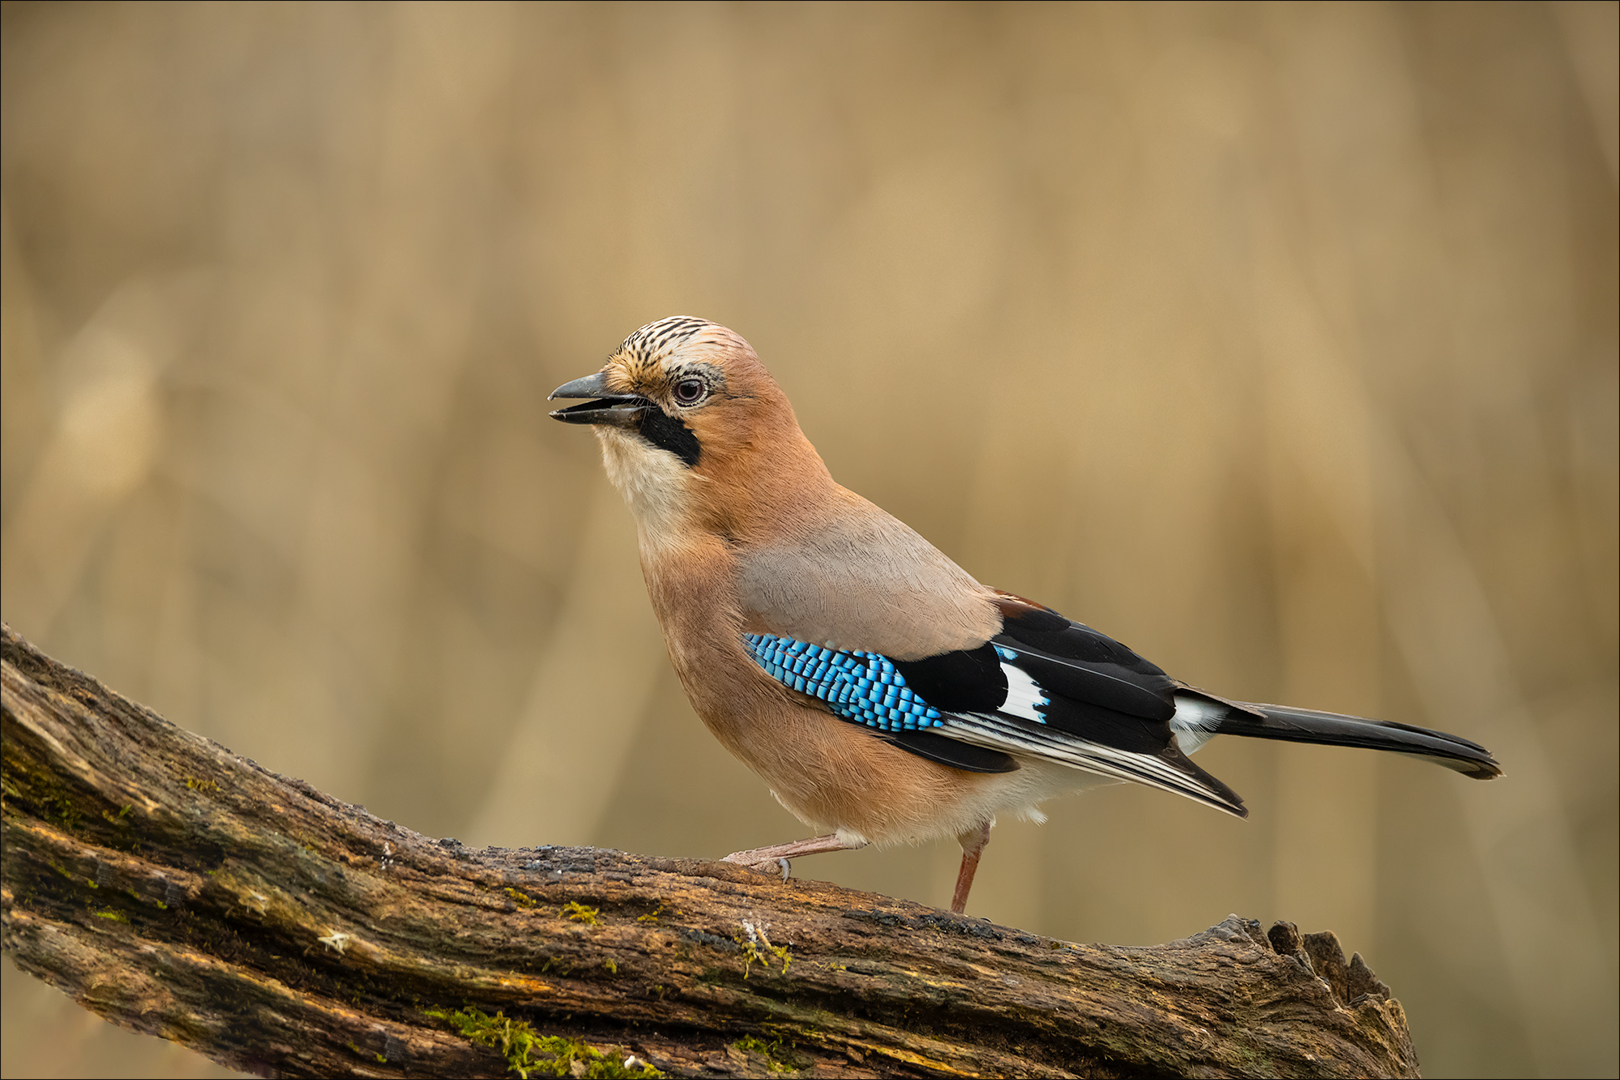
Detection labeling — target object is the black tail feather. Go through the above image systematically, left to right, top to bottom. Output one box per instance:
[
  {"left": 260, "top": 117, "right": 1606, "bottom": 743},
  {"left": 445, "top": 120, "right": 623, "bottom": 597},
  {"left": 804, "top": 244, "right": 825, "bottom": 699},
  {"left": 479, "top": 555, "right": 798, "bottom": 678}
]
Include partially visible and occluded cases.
[{"left": 1215, "top": 702, "right": 1503, "bottom": 780}]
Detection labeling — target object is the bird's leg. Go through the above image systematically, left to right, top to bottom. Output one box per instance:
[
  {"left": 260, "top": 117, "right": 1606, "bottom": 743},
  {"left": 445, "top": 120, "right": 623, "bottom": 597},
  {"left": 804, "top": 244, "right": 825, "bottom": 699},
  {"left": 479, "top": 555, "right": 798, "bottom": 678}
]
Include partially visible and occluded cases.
[
  {"left": 951, "top": 821, "right": 992, "bottom": 914},
  {"left": 723, "top": 835, "right": 867, "bottom": 881}
]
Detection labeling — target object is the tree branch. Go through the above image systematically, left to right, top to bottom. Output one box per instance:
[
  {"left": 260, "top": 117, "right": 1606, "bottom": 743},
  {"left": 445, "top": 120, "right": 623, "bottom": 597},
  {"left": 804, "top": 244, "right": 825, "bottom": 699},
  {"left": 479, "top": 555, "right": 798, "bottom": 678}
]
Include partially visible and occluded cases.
[{"left": 1, "top": 623, "right": 1419, "bottom": 1078}]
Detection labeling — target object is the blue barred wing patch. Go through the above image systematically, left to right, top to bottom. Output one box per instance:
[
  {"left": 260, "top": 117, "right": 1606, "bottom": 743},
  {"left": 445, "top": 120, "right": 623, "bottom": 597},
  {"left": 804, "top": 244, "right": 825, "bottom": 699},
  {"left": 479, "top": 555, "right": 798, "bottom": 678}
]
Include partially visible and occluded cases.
[{"left": 742, "top": 634, "right": 944, "bottom": 732}]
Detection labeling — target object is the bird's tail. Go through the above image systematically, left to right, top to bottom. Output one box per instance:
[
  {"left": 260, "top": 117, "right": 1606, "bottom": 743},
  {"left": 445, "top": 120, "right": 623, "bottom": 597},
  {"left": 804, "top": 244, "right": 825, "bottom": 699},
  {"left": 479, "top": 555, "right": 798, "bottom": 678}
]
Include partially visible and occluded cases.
[{"left": 1172, "top": 691, "right": 1503, "bottom": 780}]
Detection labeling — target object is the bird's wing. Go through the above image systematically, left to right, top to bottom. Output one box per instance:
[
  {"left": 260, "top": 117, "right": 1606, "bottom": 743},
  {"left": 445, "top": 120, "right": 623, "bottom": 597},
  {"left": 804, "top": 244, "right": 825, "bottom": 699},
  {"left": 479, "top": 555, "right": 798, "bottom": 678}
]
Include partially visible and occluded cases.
[
  {"left": 734, "top": 493, "right": 1004, "bottom": 659},
  {"left": 741, "top": 593, "right": 1248, "bottom": 817}
]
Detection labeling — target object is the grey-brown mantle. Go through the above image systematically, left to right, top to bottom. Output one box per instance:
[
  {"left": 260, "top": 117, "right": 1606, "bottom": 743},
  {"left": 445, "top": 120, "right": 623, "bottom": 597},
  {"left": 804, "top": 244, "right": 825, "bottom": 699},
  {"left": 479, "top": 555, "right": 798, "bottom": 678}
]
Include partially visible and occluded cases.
[{"left": 1, "top": 623, "right": 1419, "bottom": 1078}]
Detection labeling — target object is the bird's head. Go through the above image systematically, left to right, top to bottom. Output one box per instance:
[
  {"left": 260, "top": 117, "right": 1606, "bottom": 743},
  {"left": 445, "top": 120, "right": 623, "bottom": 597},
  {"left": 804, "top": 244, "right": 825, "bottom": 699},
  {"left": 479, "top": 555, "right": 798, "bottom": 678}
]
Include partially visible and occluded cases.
[{"left": 549, "top": 317, "right": 829, "bottom": 544}]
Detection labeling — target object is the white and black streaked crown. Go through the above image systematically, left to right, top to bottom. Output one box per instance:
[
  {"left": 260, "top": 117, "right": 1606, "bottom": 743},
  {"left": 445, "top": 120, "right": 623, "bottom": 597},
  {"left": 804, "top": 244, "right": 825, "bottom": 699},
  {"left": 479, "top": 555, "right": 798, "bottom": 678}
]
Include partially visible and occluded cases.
[{"left": 618, "top": 316, "right": 715, "bottom": 368}]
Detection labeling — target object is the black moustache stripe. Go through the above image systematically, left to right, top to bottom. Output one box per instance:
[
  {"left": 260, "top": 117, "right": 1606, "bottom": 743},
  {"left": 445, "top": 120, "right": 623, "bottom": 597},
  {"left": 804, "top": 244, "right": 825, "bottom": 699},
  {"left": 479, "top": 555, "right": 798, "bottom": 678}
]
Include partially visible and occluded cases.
[{"left": 638, "top": 409, "right": 701, "bottom": 468}]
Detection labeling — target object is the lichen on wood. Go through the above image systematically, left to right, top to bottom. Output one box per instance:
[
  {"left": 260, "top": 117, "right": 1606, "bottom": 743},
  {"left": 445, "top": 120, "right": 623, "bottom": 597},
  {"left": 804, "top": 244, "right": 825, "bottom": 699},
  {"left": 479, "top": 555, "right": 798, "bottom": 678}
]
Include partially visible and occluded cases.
[{"left": 0, "top": 623, "right": 1420, "bottom": 1078}]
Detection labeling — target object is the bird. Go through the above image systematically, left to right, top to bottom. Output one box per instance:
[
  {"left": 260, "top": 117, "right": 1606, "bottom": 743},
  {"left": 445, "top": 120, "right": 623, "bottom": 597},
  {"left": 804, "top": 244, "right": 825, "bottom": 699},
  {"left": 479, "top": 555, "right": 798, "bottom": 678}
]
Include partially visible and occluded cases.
[{"left": 548, "top": 316, "right": 1502, "bottom": 915}]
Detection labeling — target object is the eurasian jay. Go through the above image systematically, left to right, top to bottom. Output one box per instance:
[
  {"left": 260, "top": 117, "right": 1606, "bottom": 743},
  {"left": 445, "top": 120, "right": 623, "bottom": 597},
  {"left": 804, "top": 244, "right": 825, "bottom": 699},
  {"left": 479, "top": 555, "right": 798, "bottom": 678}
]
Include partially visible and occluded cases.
[{"left": 549, "top": 316, "right": 1502, "bottom": 915}]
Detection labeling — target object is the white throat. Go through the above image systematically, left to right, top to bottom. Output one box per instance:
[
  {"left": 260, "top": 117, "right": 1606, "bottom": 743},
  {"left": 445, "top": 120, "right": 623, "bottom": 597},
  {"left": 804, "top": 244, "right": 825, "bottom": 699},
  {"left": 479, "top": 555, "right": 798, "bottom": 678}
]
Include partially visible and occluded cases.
[{"left": 595, "top": 427, "right": 698, "bottom": 553}]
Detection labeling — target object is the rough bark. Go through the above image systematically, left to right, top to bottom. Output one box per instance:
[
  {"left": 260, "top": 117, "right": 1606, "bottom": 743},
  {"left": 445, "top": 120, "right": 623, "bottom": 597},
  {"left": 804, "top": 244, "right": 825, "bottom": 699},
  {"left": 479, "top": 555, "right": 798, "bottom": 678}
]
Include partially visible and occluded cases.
[{"left": 0, "top": 623, "right": 1420, "bottom": 1078}]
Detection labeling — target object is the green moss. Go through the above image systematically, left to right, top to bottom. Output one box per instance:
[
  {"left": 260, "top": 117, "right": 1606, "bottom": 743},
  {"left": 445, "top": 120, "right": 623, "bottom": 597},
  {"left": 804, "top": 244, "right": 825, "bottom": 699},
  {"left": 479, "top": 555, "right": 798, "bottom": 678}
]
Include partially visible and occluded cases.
[
  {"left": 2, "top": 744, "right": 88, "bottom": 833},
  {"left": 184, "top": 776, "right": 220, "bottom": 794},
  {"left": 42, "top": 792, "right": 84, "bottom": 831},
  {"left": 504, "top": 887, "right": 538, "bottom": 909},
  {"left": 561, "top": 901, "right": 599, "bottom": 925},
  {"left": 635, "top": 905, "right": 663, "bottom": 924},
  {"left": 94, "top": 909, "right": 128, "bottom": 923},
  {"left": 735, "top": 924, "right": 792, "bottom": 979},
  {"left": 602, "top": 958, "right": 617, "bottom": 975},
  {"left": 424, "top": 1006, "right": 660, "bottom": 1078},
  {"left": 733, "top": 1035, "right": 805, "bottom": 1074},
  {"left": 345, "top": 1041, "right": 389, "bottom": 1064}
]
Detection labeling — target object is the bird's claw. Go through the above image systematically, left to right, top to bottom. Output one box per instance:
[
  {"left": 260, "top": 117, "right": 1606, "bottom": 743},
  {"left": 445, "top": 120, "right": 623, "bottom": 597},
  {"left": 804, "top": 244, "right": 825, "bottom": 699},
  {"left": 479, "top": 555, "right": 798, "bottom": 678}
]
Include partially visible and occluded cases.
[{"left": 722, "top": 851, "right": 793, "bottom": 881}]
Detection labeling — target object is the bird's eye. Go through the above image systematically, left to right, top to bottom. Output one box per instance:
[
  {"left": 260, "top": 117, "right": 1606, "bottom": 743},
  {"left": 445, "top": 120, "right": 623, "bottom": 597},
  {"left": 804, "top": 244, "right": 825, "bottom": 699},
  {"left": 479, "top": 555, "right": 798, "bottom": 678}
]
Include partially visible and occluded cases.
[{"left": 673, "top": 378, "right": 707, "bottom": 406}]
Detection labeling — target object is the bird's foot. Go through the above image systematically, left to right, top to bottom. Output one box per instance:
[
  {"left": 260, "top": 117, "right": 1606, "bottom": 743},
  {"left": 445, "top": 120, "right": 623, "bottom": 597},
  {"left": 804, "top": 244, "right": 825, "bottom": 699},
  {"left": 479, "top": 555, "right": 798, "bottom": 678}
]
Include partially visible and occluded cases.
[
  {"left": 721, "top": 834, "right": 861, "bottom": 880},
  {"left": 723, "top": 851, "right": 793, "bottom": 880}
]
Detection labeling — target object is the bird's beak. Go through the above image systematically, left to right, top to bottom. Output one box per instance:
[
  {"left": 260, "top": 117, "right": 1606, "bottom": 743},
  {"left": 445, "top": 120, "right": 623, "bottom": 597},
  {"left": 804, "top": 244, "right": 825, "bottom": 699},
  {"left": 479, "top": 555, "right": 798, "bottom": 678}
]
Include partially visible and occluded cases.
[{"left": 548, "top": 372, "right": 649, "bottom": 428}]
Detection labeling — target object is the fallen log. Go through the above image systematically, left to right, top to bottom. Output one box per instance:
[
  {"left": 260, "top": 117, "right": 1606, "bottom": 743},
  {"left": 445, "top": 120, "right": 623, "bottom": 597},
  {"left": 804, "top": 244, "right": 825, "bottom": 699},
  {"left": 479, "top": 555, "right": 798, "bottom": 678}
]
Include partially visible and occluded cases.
[{"left": 0, "top": 623, "right": 1419, "bottom": 1077}]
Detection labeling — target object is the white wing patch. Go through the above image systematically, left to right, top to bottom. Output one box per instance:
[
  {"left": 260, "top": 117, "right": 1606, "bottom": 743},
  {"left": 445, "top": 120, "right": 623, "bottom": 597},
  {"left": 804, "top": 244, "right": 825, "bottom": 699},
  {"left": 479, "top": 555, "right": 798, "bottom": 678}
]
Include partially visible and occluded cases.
[
  {"left": 999, "top": 662, "right": 1049, "bottom": 723},
  {"left": 1169, "top": 694, "right": 1224, "bottom": 755}
]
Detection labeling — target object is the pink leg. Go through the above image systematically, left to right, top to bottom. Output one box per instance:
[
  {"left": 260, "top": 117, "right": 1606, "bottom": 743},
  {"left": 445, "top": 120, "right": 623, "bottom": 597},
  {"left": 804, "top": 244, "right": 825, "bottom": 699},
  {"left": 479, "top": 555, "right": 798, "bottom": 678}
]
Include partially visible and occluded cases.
[
  {"left": 951, "top": 821, "right": 992, "bottom": 914},
  {"left": 723, "top": 834, "right": 867, "bottom": 880}
]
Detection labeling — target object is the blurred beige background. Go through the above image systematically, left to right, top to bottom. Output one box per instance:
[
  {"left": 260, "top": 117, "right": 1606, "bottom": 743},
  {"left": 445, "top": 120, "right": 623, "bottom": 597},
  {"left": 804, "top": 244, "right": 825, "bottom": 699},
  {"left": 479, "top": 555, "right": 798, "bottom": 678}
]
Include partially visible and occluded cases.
[{"left": 1, "top": 2, "right": 1614, "bottom": 1077}]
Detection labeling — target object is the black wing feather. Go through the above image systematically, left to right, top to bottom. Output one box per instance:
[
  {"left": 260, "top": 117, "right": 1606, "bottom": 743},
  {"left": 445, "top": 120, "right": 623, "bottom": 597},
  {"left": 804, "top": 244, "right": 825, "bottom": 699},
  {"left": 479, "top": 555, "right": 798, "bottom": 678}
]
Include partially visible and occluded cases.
[
  {"left": 993, "top": 602, "right": 1178, "bottom": 721},
  {"left": 891, "top": 642, "right": 1007, "bottom": 713},
  {"left": 999, "top": 647, "right": 1176, "bottom": 723},
  {"left": 883, "top": 730, "right": 1019, "bottom": 773}
]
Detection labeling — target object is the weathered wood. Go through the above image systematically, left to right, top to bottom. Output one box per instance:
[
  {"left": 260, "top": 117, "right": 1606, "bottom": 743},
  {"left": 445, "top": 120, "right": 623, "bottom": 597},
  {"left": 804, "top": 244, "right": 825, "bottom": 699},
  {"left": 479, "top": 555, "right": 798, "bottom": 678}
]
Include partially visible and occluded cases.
[{"left": 0, "top": 623, "right": 1420, "bottom": 1078}]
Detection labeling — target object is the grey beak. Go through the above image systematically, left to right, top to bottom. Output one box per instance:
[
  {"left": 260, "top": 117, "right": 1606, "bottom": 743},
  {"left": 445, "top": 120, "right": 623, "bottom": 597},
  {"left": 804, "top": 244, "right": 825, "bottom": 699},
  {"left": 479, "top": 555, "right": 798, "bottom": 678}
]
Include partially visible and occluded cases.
[
  {"left": 548, "top": 372, "right": 648, "bottom": 427},
  {"left": 548, "top": 372, "right": 613, "bottom": 401}
]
